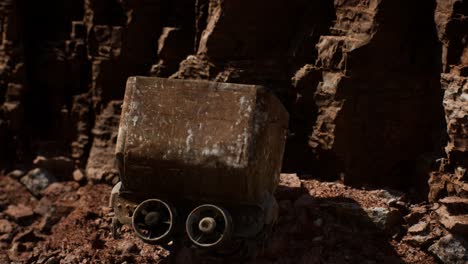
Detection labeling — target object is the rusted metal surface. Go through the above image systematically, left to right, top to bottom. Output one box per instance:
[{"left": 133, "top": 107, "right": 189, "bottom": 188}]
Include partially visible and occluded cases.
[{"left": 116, "top": 77, "right": 288, "bottom": 205}]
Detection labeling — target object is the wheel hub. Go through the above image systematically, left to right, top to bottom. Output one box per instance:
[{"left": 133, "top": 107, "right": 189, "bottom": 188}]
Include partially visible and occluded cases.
[
  {"left": 144, "top": 212, "right": 160, "bottom": 226},
  {"left": 199, "top": 217, "right": 217, "bottom": 233}
]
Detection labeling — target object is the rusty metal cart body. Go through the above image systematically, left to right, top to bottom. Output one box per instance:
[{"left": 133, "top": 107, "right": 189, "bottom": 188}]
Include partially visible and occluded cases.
[{"left": 110, "top": 77, "right": 288, "bottom": 257}]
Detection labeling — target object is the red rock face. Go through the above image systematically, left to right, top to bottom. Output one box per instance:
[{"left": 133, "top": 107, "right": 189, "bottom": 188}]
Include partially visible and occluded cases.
[
  {"left": 0, "top": 0, "right": 466, "bottom": 196},
  {"left": 428, "top": 0, "right": 468, "bottom": 201}
]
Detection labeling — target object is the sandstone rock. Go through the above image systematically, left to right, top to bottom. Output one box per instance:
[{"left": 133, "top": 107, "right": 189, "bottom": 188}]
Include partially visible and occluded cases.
[
  {"left": 0, "top": 0, "right": 461, "bottom": 199},
  {"left": 431, "top": 0, "right": 468, "bottom": 203},
  {"left": 151, "top": 27, "right": 192, "bottom": 77},
  {"left": 171, "top": 55, "right": 213, "bottom": 80},
  {"left": 70, "top": 93, "right": 93, "bottom": 168},
  {"left": 85, "top": 101, "right": 121, "bottom": 183},
  {"left": 20, "top": 168, "right": 56, "bottom": 197},
  {"left": 428, "top": 172, "right": 448, "bottom": 202},
  {"left": 279, "top": 173, "right": 302, "bottom": 189},
  {"left": 440, "top": 196, "right": 468, "bottom": 213},
  {"left": 4, "top": 204, "right": 34, "bottom": 223},
  {"left": 404, "top": 205, "right": 428, "bottom": 225},
  {"left": 436, "top": 205, "right": 468, "bottom": 236},
  {"left": 408, "top": 221, "right": 428, "bottom": 234},
  {"left": 403, "top": 226, "right": 443, "bottom": 248},
  {"left": 429, "top": 235, "right": 468, "bottom": 264}
]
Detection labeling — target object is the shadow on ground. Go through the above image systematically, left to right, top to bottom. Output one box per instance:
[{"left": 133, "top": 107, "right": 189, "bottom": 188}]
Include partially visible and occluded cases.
[{"left": 250, "top": 185, "right": 405, "bottom": 263}]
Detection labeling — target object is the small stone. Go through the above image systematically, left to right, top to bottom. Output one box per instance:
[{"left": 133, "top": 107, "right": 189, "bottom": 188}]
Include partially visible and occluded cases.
[
  {"left": 33, "top": 156, "right": 47, "bottom": 166},
  {"left": 455, "top": 167, "right": 466, "bottom": 180},
  {"left": 20, "top": 168, "right": 56, "bottom": 197},
  {"left": 6, "top": 169, "right": 25, "bottom": 179},
  {"left": 72, "top": 169, "right": 85, "bottom": 182},
  {"left": 4, "top": 204, "right": 34, "bottom": 223},
  {"left": 365, "top": 207, "right": 402, "bottom": 230},
  {"left": 94, "top": 219, "right": 103, "bottom": 226},
  {"left": 0, "top": 220, "right": 13, "bottom": 234},
  {"left": 408, "top": 221, "right": 428, "bottom": 234},
  {"left": 428, "top": 235, "right": 468, "bottom": 264},
  {"left": 118, "top": 241, "right": 139, "bottom": 254}
]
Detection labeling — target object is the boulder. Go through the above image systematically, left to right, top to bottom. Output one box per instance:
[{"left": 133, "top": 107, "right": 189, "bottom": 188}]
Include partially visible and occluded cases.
[
  {"left": 20, "top": 168, "right": 56, "bottom": 197},
  {"left": 364, "top": 207, "right": 403, "bottom": 231},
  {"left": 428, "top": 235, "right": 468, "bottom": 264}
]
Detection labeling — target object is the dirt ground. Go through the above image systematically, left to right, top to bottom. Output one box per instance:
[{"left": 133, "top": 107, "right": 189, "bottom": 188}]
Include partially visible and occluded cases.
[{"left": 0, "top": 173, "right": 439, "bottom": 263}]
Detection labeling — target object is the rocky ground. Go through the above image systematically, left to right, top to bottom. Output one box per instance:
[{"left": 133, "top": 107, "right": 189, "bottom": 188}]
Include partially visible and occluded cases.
[{"left": 2, "top": 169, "right": 466, "bottom": 264}]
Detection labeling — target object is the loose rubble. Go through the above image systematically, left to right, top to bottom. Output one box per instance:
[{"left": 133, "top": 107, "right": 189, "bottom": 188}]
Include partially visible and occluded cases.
[{"left": 2, "top": 172, "right": 461, "bottom": 263}]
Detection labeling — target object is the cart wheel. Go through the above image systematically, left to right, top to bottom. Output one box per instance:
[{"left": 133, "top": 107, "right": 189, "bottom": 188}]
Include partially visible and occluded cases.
[
  {"left": 132, "top": 199, "right": 176, "bottom": 244},
  {"left": 186, "top": 204, "right": 232, "bottom": 249}
]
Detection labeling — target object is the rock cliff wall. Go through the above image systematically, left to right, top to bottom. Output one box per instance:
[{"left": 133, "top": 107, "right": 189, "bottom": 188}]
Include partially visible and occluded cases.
[{"left": 0, "top": 0, "right": 466, "bottom": 198}]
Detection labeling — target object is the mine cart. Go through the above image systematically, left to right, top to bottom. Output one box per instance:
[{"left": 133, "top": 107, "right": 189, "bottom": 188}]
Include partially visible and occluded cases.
[{"left": 110, "top": 77, "right": 289, "bottom": 258}]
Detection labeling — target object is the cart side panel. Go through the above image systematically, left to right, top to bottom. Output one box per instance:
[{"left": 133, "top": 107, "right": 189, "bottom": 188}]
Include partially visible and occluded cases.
[{"left": 120, "top": 77, "right": 261, "bottom": 203}]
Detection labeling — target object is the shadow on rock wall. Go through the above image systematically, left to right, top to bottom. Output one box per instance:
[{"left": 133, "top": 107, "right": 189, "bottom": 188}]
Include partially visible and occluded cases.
[{"left": 0, "top": 0, "right": 454, "bottom": 197}]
